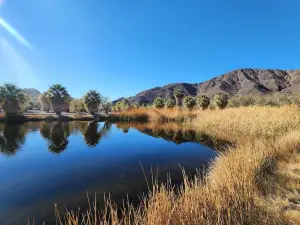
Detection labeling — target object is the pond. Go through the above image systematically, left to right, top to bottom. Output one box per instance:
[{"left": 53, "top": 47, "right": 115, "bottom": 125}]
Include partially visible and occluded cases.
[{"left": 0, "top": 121, "right": 217, "bottom": 225}]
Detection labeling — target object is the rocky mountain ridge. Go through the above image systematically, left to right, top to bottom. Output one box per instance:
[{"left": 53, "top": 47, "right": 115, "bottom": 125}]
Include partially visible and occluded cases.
[{"left": 114, "top": 69, "right": 300, "bottom": 104}]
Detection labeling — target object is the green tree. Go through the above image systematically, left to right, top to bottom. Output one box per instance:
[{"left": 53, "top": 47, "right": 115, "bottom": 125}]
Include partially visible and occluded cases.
[
  {"left": 0, "top": 84, "right": 29, "bottom": 115},
  {"left": 47, "top": 84, "right": 71, "bottom": 115},
  {"left": 174, "top": 88, "right": 185, "bottom": 107},
  {"left": 83, "top": 90, "right": 102, "bottom": 115},
  {"left": 39, "top": 92, "right": 51, "bottom": 112},
  {"left": 213, "top": 92, "right": 229, "bottom": 109},
  {"left": 196, "top": 95, "right": 210, "bottom": 110},
  {"left": 98, "top": 96, "right": 112, "bottom": 114},
  {"left": 183, "top": 96, "right": 196, "bottom": 110},
  {"left": 153, "top": 97, "right": 165, "bottom": 108},
  {"left": 70, "top": 98, "right": 86, "bottom": 113},
  {"left": 165, "top": 99, "right": 175, "bottom": 109},
  {"left": 115, "top": 101, "right": 123, "bottom": 112}
]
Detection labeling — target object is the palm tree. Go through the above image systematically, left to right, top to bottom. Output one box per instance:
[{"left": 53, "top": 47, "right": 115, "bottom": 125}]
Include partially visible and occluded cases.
[
  {"left": 0, "top": 84, "right": 29, "bottom": 115},
  {"left": 47, "top": 84, "right": 71, "bottom": 115},
  {"left": 174, "top": 88, "right": 185, "bottom": 107},
  {"left": 83, "top": 90, "right": 102, "bottom": 115},
  {"left": 39, "top": 92, "right": 51, "bottom": 112},
  {"left": 213, "top": 92, "right": 229, "bottom": 109},
  {"left": 196, "top": 95, "right": 210, "bottom": 110},
  {"left": 183, "top": 96, "right": 196, "bottom": 110}
]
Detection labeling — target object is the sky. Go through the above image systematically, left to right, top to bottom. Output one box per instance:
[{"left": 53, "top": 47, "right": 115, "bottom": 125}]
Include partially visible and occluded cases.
[{"left": 0, "top": 0, "right": 300, "bottom": 100}]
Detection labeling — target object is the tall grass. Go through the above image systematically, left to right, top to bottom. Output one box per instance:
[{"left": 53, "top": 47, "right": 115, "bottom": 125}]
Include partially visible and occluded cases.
[
  {"left": 43, "top": 106, "right": 300, "bottom": 224},
  {"left": 107, "top": 107, "right": 197, "bottom": 122}
]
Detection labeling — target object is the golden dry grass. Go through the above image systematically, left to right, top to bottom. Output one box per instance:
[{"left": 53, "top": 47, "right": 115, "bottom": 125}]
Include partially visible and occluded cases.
[
  {"left": 49, "top": 106, "right": 300, "bottom": 224},
  {"left": 109, "top": 107, "right": 196, "bottom": 122}
]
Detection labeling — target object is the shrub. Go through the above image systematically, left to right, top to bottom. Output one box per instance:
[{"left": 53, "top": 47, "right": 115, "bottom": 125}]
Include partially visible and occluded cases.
[
  {"left": 213, "top": 93, "right": 229, "bottom": 109},
  {"left": 196, "top": 95, "right": 210, "bottom": 110},
  {"left": 183, "top": 96, "right": 196, "bottom": 110},
  {"left": 153, "top": 97, "right": 165, "bottom": 108},
  {"left": 70, "top": 99, "right": 86, "bottom": 113},
  {"left": 121, "top": 99, "right": 132, "bottom": 111},
  {"left": 165, "top": 99, "right": 175, "bottom": 109},
  {"left": 132, "top": 103, "right": 140, "bottom": 108}
]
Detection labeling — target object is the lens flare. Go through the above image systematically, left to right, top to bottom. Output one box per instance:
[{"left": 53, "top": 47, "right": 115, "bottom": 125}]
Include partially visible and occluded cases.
[{"left": 0, "top": 17, "right": 33, "bottom": 50}]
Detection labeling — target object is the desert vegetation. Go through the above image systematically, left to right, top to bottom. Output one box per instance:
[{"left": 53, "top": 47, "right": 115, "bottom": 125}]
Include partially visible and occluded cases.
[
  {"left": 3, "top": 83, "right": 300, "bottom": 224},
  {"left": 0, "top": 84, "right": 29, "bottom": 115},
  {"left": 0, "top": 84, "right": 111, "bottom": 120},
  {"left": 45, "top": 105, "right": 300, "bottom": 225}
]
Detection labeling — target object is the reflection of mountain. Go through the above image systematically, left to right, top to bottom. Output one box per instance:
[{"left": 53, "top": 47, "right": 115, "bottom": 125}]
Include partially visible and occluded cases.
[
  {"left": 80, "top": 122, "right": 112, "bottom": 147},
  {"left": 115, "top": 122, "right": 231, "bottom": 151},
  {"left": 0, "top": 123, "right": 28, "bottom": 156}
]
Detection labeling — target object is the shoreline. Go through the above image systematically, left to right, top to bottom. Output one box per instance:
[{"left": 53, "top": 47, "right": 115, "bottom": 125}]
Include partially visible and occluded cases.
[{"left": 0, "top": 114, "right": 107, "bottom": 122}]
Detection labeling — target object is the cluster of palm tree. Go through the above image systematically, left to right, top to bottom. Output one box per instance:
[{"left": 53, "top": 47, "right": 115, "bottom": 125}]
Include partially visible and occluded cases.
[
  {"left": 0, "top": 83, "right": 110, "bottom": 117},
  {"left": 111, "top": 88, "right": 229, "bottom": 112},
  {"left": 152, "top": 88, "right": 229, "bottom": 110},
  {"left": 38, "top": 121, "right": 112, "bottom": 153}
]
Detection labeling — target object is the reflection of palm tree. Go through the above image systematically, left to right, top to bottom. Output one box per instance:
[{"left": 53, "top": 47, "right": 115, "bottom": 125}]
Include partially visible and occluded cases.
[
  {"left": 48, "top": 122, "right": 70, "bottom": 154},
  {"left": 81, "top": 122, "right": 112, "bottom": 147},
  {"left": 84, "top": 122, "right": 102, "bottom": 147},
  {"left": 0, "top": 123, "right": 27, "bottom": 156},
  {"left": 39, "top": 123, "right": 51, "bottom": 140},
  {"left": 102, "top": 123, "right": 112, "bottom": 136}
]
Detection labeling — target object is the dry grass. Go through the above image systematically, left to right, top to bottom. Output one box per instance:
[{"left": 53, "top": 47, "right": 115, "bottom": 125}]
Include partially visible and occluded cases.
[
  {"left": 47, "top": 106, "right": 300, "bottom": 224},
  {"left": 108, "top": 107, "right": 197, "bottom": 122}
]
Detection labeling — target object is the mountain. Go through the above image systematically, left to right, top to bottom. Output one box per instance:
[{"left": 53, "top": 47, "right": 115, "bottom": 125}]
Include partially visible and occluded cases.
[
  {"left": 114, "top": 69, "right": 300, "bottom": 104},
  {"left": 23, "top": 88, "right": 41, "bottom": 103}
]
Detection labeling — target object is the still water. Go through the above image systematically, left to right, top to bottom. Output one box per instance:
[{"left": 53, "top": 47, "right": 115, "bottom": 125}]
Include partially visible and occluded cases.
[{"left": 0, "top": 121, "right": 217, "bottom": 225}]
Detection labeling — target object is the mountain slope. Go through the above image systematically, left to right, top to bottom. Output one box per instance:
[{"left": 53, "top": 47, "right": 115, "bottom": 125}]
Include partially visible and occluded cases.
[
  {"left": 114, "top": 69, "right": 300, "bottom": 104},
  {"left": 23, "top": 88, "right": 41, "bottom": 103}
]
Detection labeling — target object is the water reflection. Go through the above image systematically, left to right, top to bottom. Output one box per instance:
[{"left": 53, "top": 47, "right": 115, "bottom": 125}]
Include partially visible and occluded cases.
[
  {"left": 0, "top": 121, "right": 229, "bottom": 156},
  {"left": 0, "top": 121, "right": 217, "bottom": 225},
  {"left": 48, "top": 122, "right": 70, "bottom": 154},
  {"left": 80, "top": 122, "right": 112, "bottom": 147},
  {"left": 115, "top": 122, "right": 231, "bottom": 151},
  {"left": 0, "top": 123, "right": 27, "bottom": 156}
]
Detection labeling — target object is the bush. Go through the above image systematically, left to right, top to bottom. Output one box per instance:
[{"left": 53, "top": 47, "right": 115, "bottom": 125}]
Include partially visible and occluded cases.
[
  {"left": 213, "top": 93, "right": 229, "bottom": 109},
  {"left": 227, "top": 93, "right": 294, "bottom": 108},
  {"left": 196, "top": 95, "right": 210, "bottom": 110},
  {"left": 183, "top": 96, "right": 196, "bottom": 110},
  {"left": 153, "top": 97, "right": 165, "bottom": 108},
  {"left": 228, "top": 97, "right": 240, "bottom": 108},
  {"left": 70, "top": 99, "right": 86, "bottom": 113},
  {"left": 165, "top": 99, "right": 175, "bottom": 109}
]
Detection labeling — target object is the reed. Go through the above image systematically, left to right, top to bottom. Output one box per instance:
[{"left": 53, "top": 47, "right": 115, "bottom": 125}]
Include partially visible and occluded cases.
[{"left": 47, "top": 105, "right": 300, "bottom": 224}]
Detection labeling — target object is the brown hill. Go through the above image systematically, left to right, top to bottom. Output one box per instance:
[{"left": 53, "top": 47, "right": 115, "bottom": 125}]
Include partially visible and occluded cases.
[{"left": 114, "top": 69, "right": 300, "bottom": 104}]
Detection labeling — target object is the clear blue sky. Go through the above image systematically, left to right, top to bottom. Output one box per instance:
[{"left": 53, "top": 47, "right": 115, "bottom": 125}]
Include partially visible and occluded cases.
[{"left": 0, "top": 0, "right": 300, "bottom": 100}]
